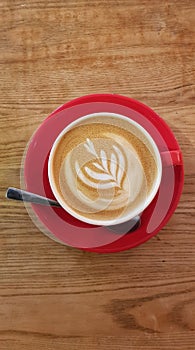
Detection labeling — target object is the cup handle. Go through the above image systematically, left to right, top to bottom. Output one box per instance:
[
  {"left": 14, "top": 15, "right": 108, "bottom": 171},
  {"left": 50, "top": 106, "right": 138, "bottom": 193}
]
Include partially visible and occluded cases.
[{"left": 160, "top": 150, "right": 183, "bottom": 167}]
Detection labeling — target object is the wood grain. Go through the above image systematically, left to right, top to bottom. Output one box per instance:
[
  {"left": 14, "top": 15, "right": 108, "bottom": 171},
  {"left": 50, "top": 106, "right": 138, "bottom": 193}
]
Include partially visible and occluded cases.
[{"left": 0, "top": 0, "right": 195, "bottom": 349}]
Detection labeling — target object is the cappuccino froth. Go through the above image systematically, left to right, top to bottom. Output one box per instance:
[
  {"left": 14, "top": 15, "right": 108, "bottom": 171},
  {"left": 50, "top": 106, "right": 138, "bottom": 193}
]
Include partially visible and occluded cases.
[{"left": 50, "top": 115, "right": 158, "bottom": 223}]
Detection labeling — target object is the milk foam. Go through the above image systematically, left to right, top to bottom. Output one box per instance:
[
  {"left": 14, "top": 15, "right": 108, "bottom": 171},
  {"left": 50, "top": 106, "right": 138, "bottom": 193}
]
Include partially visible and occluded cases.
[
  {"left": 51, "top": 117, "right": 157, "bottom": 222},
  {"left": 58, "top": 135, "right": 147, "bottom": 217}
]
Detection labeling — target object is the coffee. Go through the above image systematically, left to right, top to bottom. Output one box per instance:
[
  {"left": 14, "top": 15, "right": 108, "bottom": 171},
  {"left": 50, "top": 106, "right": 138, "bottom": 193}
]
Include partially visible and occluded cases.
[{"left": 49, "top": 114, "right": 158, "bottom": 224}]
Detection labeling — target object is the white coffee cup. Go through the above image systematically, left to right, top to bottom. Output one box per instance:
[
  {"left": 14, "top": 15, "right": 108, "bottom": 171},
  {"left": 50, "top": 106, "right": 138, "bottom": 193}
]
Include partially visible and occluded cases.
[{"left": 48, "top": 113, "right": 162, "bottom": 226}]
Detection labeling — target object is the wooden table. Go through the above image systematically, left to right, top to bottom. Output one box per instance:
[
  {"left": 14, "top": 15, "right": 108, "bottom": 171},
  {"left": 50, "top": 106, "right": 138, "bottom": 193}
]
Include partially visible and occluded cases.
[{"left": 0, "top": 1, "right": 195, "bottom": 349}]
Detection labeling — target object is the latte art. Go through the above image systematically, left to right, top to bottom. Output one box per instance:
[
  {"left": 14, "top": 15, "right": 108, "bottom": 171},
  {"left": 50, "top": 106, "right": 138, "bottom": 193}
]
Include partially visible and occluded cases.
[
  {"left": 50, "top": 115, "right": 158, "bottom": 223},
  {"left": 77, "top": 138, "right": 126, "bottom": 189}
]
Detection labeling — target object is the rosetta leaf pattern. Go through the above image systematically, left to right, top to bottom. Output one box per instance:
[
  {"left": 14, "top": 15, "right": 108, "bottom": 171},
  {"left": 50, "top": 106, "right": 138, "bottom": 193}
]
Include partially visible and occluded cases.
[{"left": 75, "top": 139, "right": 126, "bottom": 189}]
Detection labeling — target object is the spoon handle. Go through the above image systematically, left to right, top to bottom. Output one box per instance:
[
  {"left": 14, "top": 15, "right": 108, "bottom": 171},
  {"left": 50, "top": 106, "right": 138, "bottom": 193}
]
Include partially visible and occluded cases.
[{"left": 6, "top": 187, "right": 60, "bottom": 207}]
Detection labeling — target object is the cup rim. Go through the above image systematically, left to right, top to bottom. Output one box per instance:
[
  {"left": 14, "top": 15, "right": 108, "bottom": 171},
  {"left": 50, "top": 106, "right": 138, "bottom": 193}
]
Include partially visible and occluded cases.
[{"left": 48, "top": 112, "right": 162, "bottom": 226}]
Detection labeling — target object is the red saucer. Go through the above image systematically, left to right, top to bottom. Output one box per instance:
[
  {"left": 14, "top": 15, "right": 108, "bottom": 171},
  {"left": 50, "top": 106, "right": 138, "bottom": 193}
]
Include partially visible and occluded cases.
[{"left": 23, "top": 94, "right": 184, "bottom": 253}]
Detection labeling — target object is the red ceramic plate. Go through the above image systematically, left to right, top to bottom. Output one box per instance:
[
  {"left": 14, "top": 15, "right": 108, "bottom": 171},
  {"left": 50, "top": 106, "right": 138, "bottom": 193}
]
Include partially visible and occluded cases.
[{"left": 23, "top": 94, "right": 184, "bottom": 253}]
